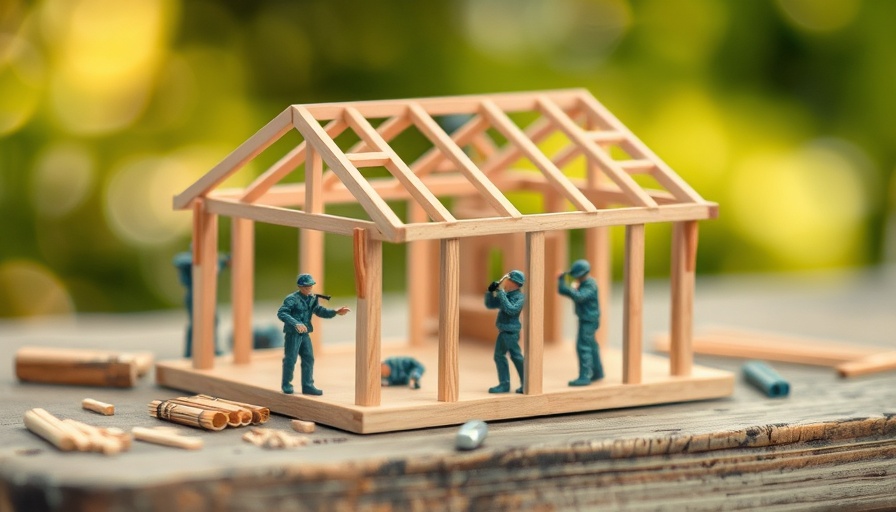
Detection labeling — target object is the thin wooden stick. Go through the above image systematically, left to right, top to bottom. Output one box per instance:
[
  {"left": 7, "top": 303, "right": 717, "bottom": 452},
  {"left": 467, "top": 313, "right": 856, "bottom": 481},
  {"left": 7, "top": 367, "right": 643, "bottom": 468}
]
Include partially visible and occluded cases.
[
  {"left": 653, "top": 327, "right": 881, "bottom": 367},
  {"left": 836, "top": 351, "right": 896, "bottom": 378},
  {"left": 193, "top": 395, "right": 269, "bottom": 424},
  {"left": 168, "top": 397, "right": 250, "bottom": 427},
  {"left": 82, "top": 398, "right": 115, "bottom": 416},
  {"left": 31, "top": 408, "right": 91, "bottom": 451},
  {"left": 23, "top": 409, "right": 76, "bottom": 451},
  {"left": 63, "top": 419, "right": 126, "bottom": 455},
  {"left": 133, "top": 427, "right": 203, "bottom": 450}
]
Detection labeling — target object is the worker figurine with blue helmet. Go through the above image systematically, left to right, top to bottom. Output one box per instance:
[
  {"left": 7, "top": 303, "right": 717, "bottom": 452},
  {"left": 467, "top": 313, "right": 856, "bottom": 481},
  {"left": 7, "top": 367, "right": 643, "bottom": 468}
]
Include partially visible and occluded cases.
[
  {"left": 558, "top": 259, "right": 604, "bottom": 386},
  {"left": 485, "top": 269, "right": 526, "bottom": 394},
  {"left": 278, "top": 273, "right": 350, "bottom": 395}
]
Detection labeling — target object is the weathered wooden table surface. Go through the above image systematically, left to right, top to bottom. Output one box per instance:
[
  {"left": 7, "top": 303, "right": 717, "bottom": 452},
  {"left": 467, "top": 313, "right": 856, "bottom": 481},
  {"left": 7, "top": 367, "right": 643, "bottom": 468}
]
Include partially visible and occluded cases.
[{"left": 2, "top": 267, "right": 895, "bottom": 511}]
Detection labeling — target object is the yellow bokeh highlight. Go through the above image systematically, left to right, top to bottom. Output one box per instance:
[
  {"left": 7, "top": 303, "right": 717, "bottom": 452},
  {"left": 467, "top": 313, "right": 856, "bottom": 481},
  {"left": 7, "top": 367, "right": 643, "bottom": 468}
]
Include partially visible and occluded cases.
[
  {"left": 40, "top": 0, "right": 175, "bottom": 134},
  {"left": 776, "top": 0, "right": 861, "bottom": 32},
  {"left": 0, "top": 33, "right": 45, "bottom": 135},
  {"left": 30, "top": 142, "right": 95, "bottom": 218},
  {"left": 727, "top": 142, "right": 869, "bottom": 268},
  {"left": 0, "top": 259, "right": 74, "bottom": 317}
]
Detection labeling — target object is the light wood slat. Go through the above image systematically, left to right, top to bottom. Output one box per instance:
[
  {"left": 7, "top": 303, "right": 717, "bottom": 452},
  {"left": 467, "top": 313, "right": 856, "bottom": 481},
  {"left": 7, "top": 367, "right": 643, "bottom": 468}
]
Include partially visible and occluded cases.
[
  {"left": 300, "top": 88, "right": 586, "bottom": 120},
  {"left": 576, "top": 92, "right": 705, "bottom": 203},
  {"left": 535, "top": 96, "right": 657, "bottom": 209},
  {"left": 480, "top": 100, "right": 597, "bottom": 213},
  {"left": 408, "top": 103, "right": 521, "bottom": 219},
  {"left": 292, "top": 106, "right": 402, "bottom": 241},
  {"left": 343, "top": 107, "right": 455, "bottom": 224},
  {"left": 174, "top": 108, "right": 293, "bottom": 210},
  {"left": 409, "top": 114, "right": 490, "bottom": 177},
  {"left": 323, "top": 115, "right": 412, "bottom": 190},
  {"left": 479, "top": 116, "right": 556, "bottom": 176},
  {"left": 241, "top": 119, "right": 347, "bottom": 203},
  {"left": 588, "top": 131, "right": 626, "bottom": 143},
  {"left": 551, "top": 144, "right": 583, "bottom": 169},
  {"left": 303, "top": 146, "right": 325, "bottom": 353},
  {"left": 345, "top": 152, "right": 391, "bottom": 167},
  {"left": 618, "top": 159, "right": 656, "bottom": 173},
  {"left": 204, "top": 198, "right": 382, "bottom": 238},
  {"left": 191, "top": 200, "right": 217, "bottom": 370},
  {"left": 400, "top": 203, "right": 716, "bottom": 242},
  {"left": 231, "top": 218, "right": 254, "bottom": 365},
  {"left": 670, "top": 221, "right": 698, "bottom": 377},
  {"left": 623, "top": 223, "right": 645, "bottom": 384},
  {"left": 354, "top": 228, "right": 382, "bottom": 407},
  {"left": 524, "top": 231, "right": 545, "bottom": 395},
  {"left": 438, "top": 238, "right": 460, "bottom": 403}
]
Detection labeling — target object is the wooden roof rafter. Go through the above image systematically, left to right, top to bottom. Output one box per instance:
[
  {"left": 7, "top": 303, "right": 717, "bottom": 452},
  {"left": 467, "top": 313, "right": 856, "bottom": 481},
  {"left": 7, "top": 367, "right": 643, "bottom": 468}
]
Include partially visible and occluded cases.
[{"left": 321, "top": 114, "right": 412, "bottom": 191}]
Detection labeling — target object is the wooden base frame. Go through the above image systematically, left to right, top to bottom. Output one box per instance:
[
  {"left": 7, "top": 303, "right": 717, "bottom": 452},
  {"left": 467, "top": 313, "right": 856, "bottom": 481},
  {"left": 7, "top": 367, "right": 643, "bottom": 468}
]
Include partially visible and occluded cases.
[{"left": 156, "top": 339, "right": 733, "bottom": 434}]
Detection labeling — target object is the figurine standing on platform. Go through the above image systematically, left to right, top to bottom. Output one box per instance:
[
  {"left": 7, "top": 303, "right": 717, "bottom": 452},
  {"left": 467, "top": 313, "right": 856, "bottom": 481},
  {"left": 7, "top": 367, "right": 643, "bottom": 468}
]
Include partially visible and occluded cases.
[
  {"left": 173, "top": 247, "right": 230, "bottom": 358},
  {"left": 558, "top": 259, "right": 604, "bottom": 386},
  {"left": 484, "top": 270, "right": 526, "bottom": 394},
  {"left": 277, "top": 273, "right": 350, "bottom": 396},
  {"left": 381, "top": 356, "right": 425, "bottom": 389}
]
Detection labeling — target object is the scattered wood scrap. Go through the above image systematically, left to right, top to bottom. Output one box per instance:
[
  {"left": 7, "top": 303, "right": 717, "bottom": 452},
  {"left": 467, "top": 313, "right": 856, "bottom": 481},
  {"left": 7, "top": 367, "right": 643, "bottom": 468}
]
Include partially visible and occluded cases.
[
  {"left": 15, "top": 347, "right": 153, "bottom": 388},
  {"left": 148, "top": 395, "right": 269, "bottom": 431},
  {"left": 82, "top": 398, "right": 115, "bottom": 416},
  {"left": 133, "top": 426, "right": 203, "bottom": 450},
  {"left": 243, "top": 428, "right": 309, "bottom": 449}
]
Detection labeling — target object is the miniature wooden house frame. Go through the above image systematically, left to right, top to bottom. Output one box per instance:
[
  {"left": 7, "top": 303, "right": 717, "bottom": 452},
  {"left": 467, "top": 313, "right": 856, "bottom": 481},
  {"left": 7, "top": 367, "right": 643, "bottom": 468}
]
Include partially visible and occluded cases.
[{"left": 158, "top": 89, "right": 733, "bottom": 434}]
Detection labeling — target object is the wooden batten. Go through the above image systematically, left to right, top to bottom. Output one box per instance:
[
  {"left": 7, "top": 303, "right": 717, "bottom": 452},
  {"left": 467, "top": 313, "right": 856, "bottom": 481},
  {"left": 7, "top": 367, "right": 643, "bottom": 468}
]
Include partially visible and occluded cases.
[
  {"left": 303, "top": 147, "right": 325, "bottom": 353},
  {"left": 192, "top": 199, "right": 218, "bottom": 370},
  {"left": 407, "top": 202, "right": 430, "bottom": 346},
  {"left": 231, "top": 218, "right": 254, "bottom": 365},
  {"left": 670, "top": 221, "right": 699, "bottom": 376},
  {"left": 623, "top": 224, "right": 645, "bottom": 384},
  {"left": 586, "top": 226, "right": 611, "bottom": 347},
  {"left": 353, "top": 228, "right": 382, "bottom": 407},
  {"left": 524, "top": 232, "right": 545, "bottom": 395},
  {"left": 438, "top": 238, "right": 461, "bottom": 402}
]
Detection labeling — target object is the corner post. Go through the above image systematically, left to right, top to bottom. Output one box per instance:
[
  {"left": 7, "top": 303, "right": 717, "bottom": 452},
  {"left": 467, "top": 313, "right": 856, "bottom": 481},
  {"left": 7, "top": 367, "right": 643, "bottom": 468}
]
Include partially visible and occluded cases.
[
  {"left": 302, "top": 146, "right": 325, "bottom": 353},
  {"left": 192, "top": 199, "right": 218, "bottom": 370},
  {"left": 231, "top": 218, "right": 254, "bottom": 365},
  {"left": 670, "top": 220, "right": 698, "bottom": 376},
  {"left": 623, "top": 223, "right": 645, "bottom": 384},
  {"left": 353, "top": 228, "right": 382, "bottom": 406},
  {"left": 524, "top": 231, "right": 545, "bottom": 395},
  {"left": 438, "top": 238, "right": 460, "bottom": 402}
]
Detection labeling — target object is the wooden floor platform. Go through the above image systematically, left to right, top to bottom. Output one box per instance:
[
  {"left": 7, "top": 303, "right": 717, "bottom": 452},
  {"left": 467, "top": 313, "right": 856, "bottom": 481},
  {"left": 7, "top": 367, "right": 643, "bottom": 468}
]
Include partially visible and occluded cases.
[{"left": 155, "top": 340, "right": 734, "bottom": 434}]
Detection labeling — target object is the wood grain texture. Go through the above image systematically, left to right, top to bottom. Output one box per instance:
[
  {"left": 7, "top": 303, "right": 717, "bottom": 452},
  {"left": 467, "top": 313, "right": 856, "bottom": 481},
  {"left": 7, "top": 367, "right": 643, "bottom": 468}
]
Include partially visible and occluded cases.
[
  {"left": 230, "top": 218, "right": 253, "bottom": 365},
  {"left": 669, "top": 220, "right": 698, "bottom": 376},
  {"left": 623, "top": 224, "right": 645, "bottom": 384},
  {"left": 354, "top": 229, "right": 382, "bottom": 407},
  {"left": 523, "top": 232, "right": 545, "bottom": 395},
  {"left": 438, "top": 238, "right": 460, "bottom": 402}
]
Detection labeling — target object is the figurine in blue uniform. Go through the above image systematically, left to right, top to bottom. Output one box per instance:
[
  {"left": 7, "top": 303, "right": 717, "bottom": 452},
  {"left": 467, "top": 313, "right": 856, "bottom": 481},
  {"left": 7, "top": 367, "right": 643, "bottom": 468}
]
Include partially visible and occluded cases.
[
  {"left": 173, "top": 247, "right": 230, "bottom": 358},
  {"left": 558, "top": 259, "right": 604, "bottom": 386},
  {"left": 485, "top": 270, "right": 526, "bottom": 394},
  {"left": 277, "top": 273, "right": 350, "bottom": 395},
  {"left": 381, "top": 356, "right": 425, "bottom": 389}
]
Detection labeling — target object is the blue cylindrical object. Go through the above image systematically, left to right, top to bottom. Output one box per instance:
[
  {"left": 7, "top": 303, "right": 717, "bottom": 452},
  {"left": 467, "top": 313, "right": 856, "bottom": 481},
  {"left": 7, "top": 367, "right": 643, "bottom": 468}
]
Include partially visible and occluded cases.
[{"left": 742, "top": 360, "right": 790, "bottom": 398}]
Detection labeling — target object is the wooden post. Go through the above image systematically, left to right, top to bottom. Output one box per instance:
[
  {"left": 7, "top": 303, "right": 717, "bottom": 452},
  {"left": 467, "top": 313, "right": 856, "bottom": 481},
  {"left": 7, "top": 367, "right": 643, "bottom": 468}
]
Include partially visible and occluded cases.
[
  {"left": 302, "top": 147, "right": 325, "bottom": 353},
  {"left": 543, "top": 193, "right": 566, "bottom": 345},
  {"left": 192, "top": 199, "right": 218, "bottom": 370},
  {"left": 407, "top": 201, "right": 429, "bottom": 346},
  {"left": 231, "top": 218, "right": 254, "bottom": 365},
  {"left": 670, "top": 221, "right": 698, "bottom": 376},
  {"left": 622, "top": 224, "right": 644, "bottom": 384},
  {"left": 586, "top": 227, "right": 611, "bottom": 346},
  {"left": 353, "top": 228, "right": 381, "bottom": 407},
  {"left": 524, "top": 231, "right": 545, "bottom": 395},
  {"left": 438, "top": 238, "right": 460, "bottom": 402}
]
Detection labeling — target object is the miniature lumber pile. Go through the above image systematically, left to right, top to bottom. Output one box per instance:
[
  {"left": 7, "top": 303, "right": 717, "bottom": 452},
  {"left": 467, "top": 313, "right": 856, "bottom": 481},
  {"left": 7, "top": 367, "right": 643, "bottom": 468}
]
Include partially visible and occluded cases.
[
  {"left": 654, "top": 327, "right": 896, "bottom": 378},
  {"left": 15, "top": 347, "right": 154, "bottom": 388},
  {"left": 148, "top": 395, "right": 269, "bottom": 431},
  {"left": 23, "top": 408, "right": 132, "bottom": 454},
  {"left": 242, "top": 427, "right": 309, "bottom": 449}
]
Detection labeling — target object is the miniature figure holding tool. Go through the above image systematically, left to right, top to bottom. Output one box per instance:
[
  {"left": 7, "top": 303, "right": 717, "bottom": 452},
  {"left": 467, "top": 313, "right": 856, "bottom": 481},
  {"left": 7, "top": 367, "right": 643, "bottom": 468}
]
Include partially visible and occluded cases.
[
  {"left": 173, "top": 247, "right": 230, "bottom": 358},
  {"left": 558, "top": 259, "right": 604, "bottom": 386},
  {"left": 484, "top": 270, "right": 526, "bottom": 394},
  {"left": 278, "top": 273, "right": 350, "bottom": 395},
  {"left": 381, "top": 356, "right": 425, "bottom": 389}
]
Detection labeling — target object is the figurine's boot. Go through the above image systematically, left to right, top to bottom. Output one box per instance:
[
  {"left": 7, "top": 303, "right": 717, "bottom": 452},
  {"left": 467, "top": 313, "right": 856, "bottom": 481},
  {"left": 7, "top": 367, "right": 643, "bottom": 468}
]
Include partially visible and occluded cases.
[
  {"left": 491, "top": 354, "right": 511, "bottom": 393},
  {"left": 569, "top": 359, "right": 594, "bottom": 386},
  {"left": 489, "top": 382, "right": 510, "bottom": 393}
]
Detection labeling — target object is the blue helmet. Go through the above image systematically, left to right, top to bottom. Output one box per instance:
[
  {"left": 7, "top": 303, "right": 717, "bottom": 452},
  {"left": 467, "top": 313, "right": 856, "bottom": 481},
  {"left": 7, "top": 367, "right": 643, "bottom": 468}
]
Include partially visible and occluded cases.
[
  {"left": 569, "top": 259, "right": 590, "bottom": 279},
  {"left": 507, "top": 270, "right": 525, "bottom": 286},
  {"left": 296, "top": 273, "right": 316, "bottom": 287}
]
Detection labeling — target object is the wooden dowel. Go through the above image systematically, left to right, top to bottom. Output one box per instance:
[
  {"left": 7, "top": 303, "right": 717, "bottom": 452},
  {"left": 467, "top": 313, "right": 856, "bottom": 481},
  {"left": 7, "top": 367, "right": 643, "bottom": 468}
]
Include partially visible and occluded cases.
[
  {"left": 653, "top": 328, "right": 882, "bottom": 367},
  {"left": 15, "top": 347, "right": 138, "bottom": 388},
  {"left": 836, "top": 351, "right": 896, "bottom": 378},
  {"left": 193, "top": 395, "right": 269, "bottom": 424},
  {"left": 167, "top": 397, "right": 245, "bottom": 427},
  {"left": 82, "top": 398, "right": 115, "bottom": 416},
  {"left": 148, "top": 400, "right": 228, "bottom": 431},
  {"left": 31, "top": 408, "right": 91, "bottom": 451},
  {"left": 23, "top": 409, "right": 76, "bottom": 451},
  {"left": 63, "top": 419, "right": 126, "bottom": 455},
  {"left": 290, "top": 419, "right": 315, "bottom": 433},
  {"left": 133, "top": 427, "right": 203, "bottom": 450}
]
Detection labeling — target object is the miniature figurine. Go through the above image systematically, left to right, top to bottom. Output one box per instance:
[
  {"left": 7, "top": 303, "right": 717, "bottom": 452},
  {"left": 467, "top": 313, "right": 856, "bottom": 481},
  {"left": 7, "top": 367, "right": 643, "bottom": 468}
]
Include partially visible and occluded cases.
[
  {"left": 173, "top": 247, "right": 230, "bottom": 358},
  {"left": 558, "top": 259, "right": 604, "bottom": 386},
  {"left": 484, "top": 270, "right": 526, "bottom": 393},
  {"left": 277, "top": 273, "right": 350, "bottom": 395},
  {"left": 380, "top": 356, "right": 425, "bottom": 389}
]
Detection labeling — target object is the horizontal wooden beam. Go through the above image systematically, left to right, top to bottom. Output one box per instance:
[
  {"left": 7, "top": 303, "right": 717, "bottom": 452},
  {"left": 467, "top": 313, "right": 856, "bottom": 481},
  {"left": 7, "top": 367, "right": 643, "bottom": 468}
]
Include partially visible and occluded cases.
[{"left": 205, "top": 198, "right": 385, "bottom": 239}]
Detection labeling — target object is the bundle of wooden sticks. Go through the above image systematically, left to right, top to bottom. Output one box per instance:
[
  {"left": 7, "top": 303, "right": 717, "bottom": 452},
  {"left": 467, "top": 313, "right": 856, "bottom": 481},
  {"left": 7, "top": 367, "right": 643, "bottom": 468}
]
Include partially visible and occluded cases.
[
  {"left": 148, "top": 394, "right": 269, "bottom": 431},
  {"left": 23, "top": 408, "right": 132, "bottom": 455}
]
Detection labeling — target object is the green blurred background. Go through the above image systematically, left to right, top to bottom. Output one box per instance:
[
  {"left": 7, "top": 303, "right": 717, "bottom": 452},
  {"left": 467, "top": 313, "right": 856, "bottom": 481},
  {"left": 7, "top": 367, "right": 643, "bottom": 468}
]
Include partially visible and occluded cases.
[{"left": 1, "top": 0, "right": 895, "bottom": 318}]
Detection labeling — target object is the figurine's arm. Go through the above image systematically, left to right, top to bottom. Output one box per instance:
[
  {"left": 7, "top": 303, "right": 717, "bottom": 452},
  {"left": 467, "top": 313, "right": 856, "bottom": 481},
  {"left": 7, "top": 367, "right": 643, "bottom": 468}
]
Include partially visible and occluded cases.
[
  {"left": 484, "top": 291, "right": 500, "bottom": 309},
  {"left": 313, "top": 302, "right": 351, "bottom": 318}
]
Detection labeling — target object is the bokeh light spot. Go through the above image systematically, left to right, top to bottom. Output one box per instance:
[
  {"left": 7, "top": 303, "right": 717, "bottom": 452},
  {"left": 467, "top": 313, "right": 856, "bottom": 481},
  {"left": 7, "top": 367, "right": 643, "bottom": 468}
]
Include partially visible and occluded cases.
[
  {"left": 776, "top": 0, "right": 861, "bottom": 32},
  {"left": 0, "top": 33, "right": 45, "bottom": 135},
  {"left": 728, "top": 141, "right": 870, "bottom": 268},
  {"left": 30, "top": 142, "right": 95, "bottom": 218},
  {"left": 104, "top": 147, "right": 218, "bottom": 247},
  {"left": 0, "top": 259, "right": 74, "bottom": 317}
]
